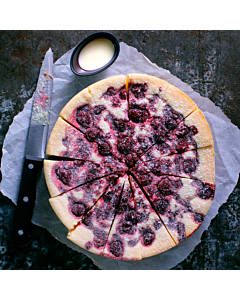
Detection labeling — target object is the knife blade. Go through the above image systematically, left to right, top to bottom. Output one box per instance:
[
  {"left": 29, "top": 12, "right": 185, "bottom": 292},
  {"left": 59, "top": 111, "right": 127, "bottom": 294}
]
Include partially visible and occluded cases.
[{"left": 12, "top": 48, "right": 54, "bottom": 246}]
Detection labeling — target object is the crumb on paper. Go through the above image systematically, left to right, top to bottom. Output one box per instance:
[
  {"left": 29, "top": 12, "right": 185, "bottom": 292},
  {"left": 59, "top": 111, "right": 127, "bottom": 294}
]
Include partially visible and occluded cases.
[{"left": 44, "top": 72, "right": 54, "bottom": 80}]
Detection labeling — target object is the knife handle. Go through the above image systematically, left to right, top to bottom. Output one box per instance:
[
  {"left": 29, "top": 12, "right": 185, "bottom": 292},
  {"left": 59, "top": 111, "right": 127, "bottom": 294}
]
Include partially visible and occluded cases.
[{"left": 12, "top": 157, "right": 43, "bottom": 247}]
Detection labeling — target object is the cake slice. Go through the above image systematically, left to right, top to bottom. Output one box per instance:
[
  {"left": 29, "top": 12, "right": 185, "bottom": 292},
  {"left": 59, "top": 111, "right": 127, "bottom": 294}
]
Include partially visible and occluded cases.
[
  {"left": 127, "top": 73, "right": 197, "bottom": 121},
  {"left": 140, "top": 109, "right": 214, "bottom": 159},
  {"left": 172, "top": 109, "right": 214, "bottom": 150},
  {"left": 46, "top": 117, "right": 96, "bottom": 161},
  {"left": 139, "top": 146, "right": 215, "bottom": 184},
  {"left": 44, "top": 159, "right": 127, "bottom": 198},
  {"left": 130, "top": 166, "right": 215, "bottom": 244},
  {"left": 49, "top": 175, "right": 119, "bottom": 230},
  {"left": 102, "top": 175, "right": 142, "bottom": 260},
  {"left": 67, "top": 176, "right": 126, "bottom": 256},
  {"left": 146, "top": 176, "right": 215, "bottom": 244},
  {"left": 129, "top": 177, "right": 176, "bottom": 258}
]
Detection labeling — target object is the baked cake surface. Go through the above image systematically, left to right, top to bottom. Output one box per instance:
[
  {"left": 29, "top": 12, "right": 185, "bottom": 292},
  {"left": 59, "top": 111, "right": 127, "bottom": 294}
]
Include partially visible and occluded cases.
[{"left": 44, "top": 74, "right": 215, "bottom": 260}]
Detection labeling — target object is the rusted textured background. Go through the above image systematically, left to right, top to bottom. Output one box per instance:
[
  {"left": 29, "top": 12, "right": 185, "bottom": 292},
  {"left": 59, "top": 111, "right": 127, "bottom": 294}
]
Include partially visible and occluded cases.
[{"left": 0, "top": 30, "right": 239, "bottom": 270}]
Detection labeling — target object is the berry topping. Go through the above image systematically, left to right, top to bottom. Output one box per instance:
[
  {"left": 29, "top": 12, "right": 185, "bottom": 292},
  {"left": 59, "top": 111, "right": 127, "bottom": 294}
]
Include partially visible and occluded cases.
[
  {"left": 130, "top": 83, "right": 148, "bottom": 99},
  {"left": 103, "top": 87, "right": 117, "bottom": 98},
  {"left": 118, "top": 87, "right": 127, "bottom": 100},
  {"left": 148, "top": 94, "right": 160, "bottom": 104},
  {"left": 111, "top": 97, "right": 121, "bottom": 107},
  {"left": 76, "top": 105, "right": 92, "bottom": 128},
  {"left": 93, "top": 105, "right": 106, "bottom": 115},
  {"left": 163, "top": 105, "right": 183, "bottom": 130},
  {"left": 128, "top": 108, "right": 149, "bottom": 123},
  {"left": 151, "top": 116, "right": 163, "bottom": 130},
  {"left": 165, "top": 117, "right": 178, "bottom": 130},
  {"left": 113, "top": 118, "right": 127, "bottom": 132},
  {"left": 174, "top": 123, "right": 189, "bottom": 138},
  {"left": 190, "top": 125, "right": 198, "bottom": 135},
  {"left": 85, "top": 127, "right": 102, "bottom": 142},
  {"left": 154, "top": 129, "right": 166, "bottom": 144},
  {"left": 62, "top": 136, "right": 69, "bottom": 147},
  {"left": 117, "top": 137, "right": 134, "bottom": 155},
  {"left": 175, "top": 138, "right": 189, "bottom": 153},
  {"left": 97, "top": 140, "right": 112, "bottom": 156},
  {"left": 125, "top": 153, "right": 138, "bottom": 168},
  {"left": 183, "top": 158, "right": 197, "bottom": 174},
  {"left": 73, "top": 160, "right": 85, "bottom": 167},
  {"left": 150, "top": 160, "right": 163, "bottom": 176},
  {"left": 133, "top": 165, "right": 153, "bottom": 186},
  {"left": 55, "top": 166, "right": 73, "bottom": 186},
  {"left": 139, "top": 174, "right": 153, "bottom": 186},
  {"left": 158, "top": 177, "right": 172, "bottom": 195},
  {"left": 173, "top": 178, "right": 183, "bottom": 190},
  {"left": 197, "top": 183, "right": 215, "bottom": 199},
  {"left": 121, "top": 187, "right": 133, "bottom": 203},
  {"left": 102, "top": 190, "right": 115, "bottom": 203},
  {"left": 155, "top": 198, "right": 170, "bottom": 215},
  {"left": 71, "top": 203, "right": 86, "bottom": 217},
  {"left": 138, "top": 211, "right": 149, "bottom": 223},
  {"left": 194, "top": 212, "right": 204, "bottom": 223},
  {"left": 82, "top": 213, "right": 93, "bottom": 229},
  {"left": 154, "top": 219, "right": 163, "bottom": 230},
  {"left": 119, "top": 220, "right": 135, "bottom": 234},
  {"left": 177, "top": 222, "right": 186, "bottom": 242},
  {"left": 140, "top": 227, "right": 155, "bottom": 246},
  {"left": 93, "top": 228, "right": 108, "bottom": 248},
  {"left": 109, "top": 238, "right": 124, "bottom": 257},
  {"left": 128, "top": 239, "right": 138, "bottom": 247},
  {"left": 85, "top": 241, "right": 92, "bottom": 250}
]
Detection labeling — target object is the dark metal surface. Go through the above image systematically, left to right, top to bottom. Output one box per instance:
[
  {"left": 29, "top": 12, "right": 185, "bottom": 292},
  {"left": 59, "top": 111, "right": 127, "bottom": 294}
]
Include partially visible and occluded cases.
[{"left": 0, "top": 30, "right": 240, "bottom": 270}]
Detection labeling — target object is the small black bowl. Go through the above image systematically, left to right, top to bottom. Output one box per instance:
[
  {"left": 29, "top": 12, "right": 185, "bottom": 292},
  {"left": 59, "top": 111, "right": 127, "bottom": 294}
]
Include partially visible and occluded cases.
[{"left": 70, "top": 32, "right": 120, "bottom": 76}]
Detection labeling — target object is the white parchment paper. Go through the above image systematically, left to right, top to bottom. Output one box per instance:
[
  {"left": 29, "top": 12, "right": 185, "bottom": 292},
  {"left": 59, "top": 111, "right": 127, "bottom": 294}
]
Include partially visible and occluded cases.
[{"left": 1, "top": 43, "right": 240, "bottom": 270}]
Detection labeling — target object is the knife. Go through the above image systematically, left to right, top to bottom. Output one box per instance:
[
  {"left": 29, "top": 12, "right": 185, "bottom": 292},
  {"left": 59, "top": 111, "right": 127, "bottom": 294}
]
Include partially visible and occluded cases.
[{"left": 12, "top": 48, "right": 54, "bottom": 247}]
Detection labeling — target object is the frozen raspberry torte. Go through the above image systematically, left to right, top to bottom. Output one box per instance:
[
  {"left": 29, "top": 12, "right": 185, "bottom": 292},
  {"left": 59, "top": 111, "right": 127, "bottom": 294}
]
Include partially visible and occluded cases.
[{"left": 44, "top": 74, "right": 215, "bottom": 261}]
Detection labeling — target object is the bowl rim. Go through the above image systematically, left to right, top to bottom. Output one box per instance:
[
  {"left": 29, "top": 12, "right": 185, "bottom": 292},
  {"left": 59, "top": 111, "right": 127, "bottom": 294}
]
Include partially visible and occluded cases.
[{"left": 70, "top": 31, "right": 120, "bottom": 76}]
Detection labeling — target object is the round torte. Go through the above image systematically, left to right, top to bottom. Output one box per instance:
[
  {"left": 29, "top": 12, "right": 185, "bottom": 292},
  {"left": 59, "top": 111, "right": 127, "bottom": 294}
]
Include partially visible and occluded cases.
[{"left": 44, "top": 74, "right": 215, "bottom": 260}]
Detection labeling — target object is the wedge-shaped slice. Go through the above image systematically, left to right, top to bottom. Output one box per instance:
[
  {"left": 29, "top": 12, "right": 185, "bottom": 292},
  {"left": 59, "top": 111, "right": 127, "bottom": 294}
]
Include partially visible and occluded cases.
[
  {"left": 127, "top": 73, "right": 197, "bottom": 120},
  {"left": 60, "top": 76, "right": 127, "bottom": 134},
  {"left": 140, "top": 109, "right": 214, "bottom": 160},
  {"left": 173, "top": 109, "right": 213, "bottom": 149},
  {"left": 46, "top": 117, "right": 96, "bottom": 161},
  {"left": 46, "top": 117, "right": 129, "bottom": 169},
  {"left": 139, "top": 146, "right": 215, "bottom": 184},
  {"left": 44, "top": 159, "right": 127, "bottom": 197},
  {"left": 131, "top": 173, "right": 215, "bottom": 245},
  {"left": 49, "top": 175, "right": 119, "bottom": 230},
  {"left": 102, "top": 175, "right": 142, "bottom": 260},
  {"left": 67, "top": 176, "right": 126, "bottom": 256},
  {"left": 130, "top": 177, "right": 176, "bottom": 258}
]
